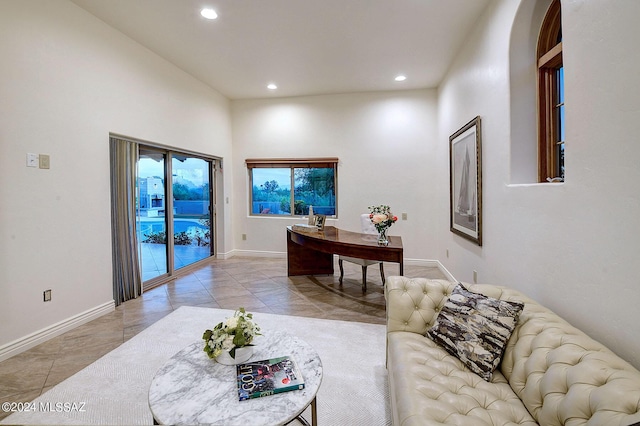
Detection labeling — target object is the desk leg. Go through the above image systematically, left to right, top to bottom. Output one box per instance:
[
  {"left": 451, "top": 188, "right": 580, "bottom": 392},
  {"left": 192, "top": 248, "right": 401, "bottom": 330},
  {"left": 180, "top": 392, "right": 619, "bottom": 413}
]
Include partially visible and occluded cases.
[{"left": 399, "top": 260, "right": 404, "bottom": 276}]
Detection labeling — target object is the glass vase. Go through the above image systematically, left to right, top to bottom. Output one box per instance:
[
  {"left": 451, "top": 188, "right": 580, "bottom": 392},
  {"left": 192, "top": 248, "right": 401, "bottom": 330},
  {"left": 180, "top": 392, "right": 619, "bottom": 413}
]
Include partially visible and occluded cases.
[{"left": 378, "top": 227, "right": 389, "bottom": 246}]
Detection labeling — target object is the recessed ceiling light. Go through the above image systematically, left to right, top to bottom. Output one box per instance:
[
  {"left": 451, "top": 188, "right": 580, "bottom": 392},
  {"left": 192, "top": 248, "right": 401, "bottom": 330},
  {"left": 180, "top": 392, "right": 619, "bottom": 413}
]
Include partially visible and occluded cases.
[
  {"left": 200, "top": 8, "right": 218, "bottom": 20},
  {"left": 395, "top": 75, "right": 407, "bottom": 82},
  {"left": 267, "top": 83, "right": 278, "bottom": 90}
]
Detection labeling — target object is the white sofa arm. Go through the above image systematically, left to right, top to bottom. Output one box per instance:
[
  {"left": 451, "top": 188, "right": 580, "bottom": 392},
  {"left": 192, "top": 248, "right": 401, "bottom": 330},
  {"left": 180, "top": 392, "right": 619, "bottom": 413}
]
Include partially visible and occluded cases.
[{"left": 385, "top": 276, "right": 455, "bottom": 335}]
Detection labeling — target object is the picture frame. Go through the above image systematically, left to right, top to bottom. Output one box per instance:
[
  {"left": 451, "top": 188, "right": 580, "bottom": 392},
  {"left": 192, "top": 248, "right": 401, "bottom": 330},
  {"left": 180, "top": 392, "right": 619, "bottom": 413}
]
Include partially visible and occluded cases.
[
  {"left": 449, "top": 116, "right": 482, "bottom": 246},
  {"left": 314, "top": 214, "right": 326, "bottom": 231}
]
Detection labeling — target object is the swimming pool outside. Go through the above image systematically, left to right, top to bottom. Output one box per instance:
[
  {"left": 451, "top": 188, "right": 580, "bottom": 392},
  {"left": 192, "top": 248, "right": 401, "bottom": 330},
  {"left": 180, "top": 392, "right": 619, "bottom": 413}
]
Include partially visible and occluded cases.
[
  {"left": 137, "top": 218, "right": 208, "bottom": 243},
  {"left": 137, "top": 218, "right": 212, "bottom": 281}
]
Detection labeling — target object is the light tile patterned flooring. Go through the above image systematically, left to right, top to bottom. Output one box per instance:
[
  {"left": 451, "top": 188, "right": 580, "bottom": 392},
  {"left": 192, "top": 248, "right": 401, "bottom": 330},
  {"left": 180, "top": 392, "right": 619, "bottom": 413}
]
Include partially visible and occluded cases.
[
  {"left": 140, "top": 242, "right": 211, "bottom": 281},
  {"left": 0, "top": 257, "right": 446, "bottom": 421}
]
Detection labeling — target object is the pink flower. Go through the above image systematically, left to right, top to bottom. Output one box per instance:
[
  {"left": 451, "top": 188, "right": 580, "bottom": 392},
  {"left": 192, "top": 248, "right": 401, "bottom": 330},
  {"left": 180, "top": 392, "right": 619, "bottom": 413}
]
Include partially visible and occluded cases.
[{"left": 371, "top": 214, "right": 388, "bottom": 224}]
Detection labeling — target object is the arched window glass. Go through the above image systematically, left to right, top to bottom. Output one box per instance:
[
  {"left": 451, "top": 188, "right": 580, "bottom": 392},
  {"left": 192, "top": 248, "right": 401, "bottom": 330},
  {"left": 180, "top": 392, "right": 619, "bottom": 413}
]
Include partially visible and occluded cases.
[{"left": 537, "top": 0, "right": 564, "bottom": 182}]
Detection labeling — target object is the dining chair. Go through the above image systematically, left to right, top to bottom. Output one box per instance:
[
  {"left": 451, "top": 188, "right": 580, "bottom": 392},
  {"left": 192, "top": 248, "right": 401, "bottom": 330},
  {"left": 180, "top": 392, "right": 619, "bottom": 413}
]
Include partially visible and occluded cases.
[{"left": 338, "top": 213, "right": 385, "bottom": 291}]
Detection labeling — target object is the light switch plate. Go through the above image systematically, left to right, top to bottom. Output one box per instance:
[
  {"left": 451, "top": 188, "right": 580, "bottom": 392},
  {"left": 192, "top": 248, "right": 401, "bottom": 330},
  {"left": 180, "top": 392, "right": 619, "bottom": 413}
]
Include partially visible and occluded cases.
[{"left": 27, "top": 153, "right": 38, "bottom": 167}]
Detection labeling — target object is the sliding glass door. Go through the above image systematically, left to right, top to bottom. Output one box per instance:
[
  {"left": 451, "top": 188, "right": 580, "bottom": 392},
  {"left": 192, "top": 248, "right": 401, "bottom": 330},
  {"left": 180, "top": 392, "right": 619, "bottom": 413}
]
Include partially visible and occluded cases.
[
  {"left": 137, "top": 147, "right": 215, "bottom": 285},
  {"left": 138, "top": 149, "right": 168, "bottom": 281},
  {"left": 172, "top": 155, "right": 212, "bottom": 269}
]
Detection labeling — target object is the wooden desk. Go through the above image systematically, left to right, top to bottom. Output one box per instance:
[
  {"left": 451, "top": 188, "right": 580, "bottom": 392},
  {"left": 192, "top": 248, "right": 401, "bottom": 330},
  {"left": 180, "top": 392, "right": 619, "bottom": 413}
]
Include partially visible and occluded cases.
[{"left": 287, "top": 226, "right": 403, "bottom": 277}]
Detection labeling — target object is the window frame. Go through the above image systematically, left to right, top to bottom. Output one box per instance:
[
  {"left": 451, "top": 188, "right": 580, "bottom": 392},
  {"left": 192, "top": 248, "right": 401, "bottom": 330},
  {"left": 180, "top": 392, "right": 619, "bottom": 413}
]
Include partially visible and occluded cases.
[
  {"left": 537, "top": 0, "right": 564, "bottom": 182},
  {"left": 246, "top": 158, "right": 339, "bottom": 217}
]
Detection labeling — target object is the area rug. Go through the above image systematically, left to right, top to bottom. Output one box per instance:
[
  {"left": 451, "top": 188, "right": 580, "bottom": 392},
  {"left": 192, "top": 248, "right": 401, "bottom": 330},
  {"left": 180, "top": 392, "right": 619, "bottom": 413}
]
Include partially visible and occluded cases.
[{"left": 2, "top": 307, "right": 391, "bottom": 425}]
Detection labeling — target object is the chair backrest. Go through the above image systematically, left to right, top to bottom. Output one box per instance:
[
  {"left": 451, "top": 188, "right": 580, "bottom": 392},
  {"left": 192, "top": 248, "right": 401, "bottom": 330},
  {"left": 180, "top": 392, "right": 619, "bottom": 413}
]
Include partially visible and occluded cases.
[{"left": 360, "top": 213, "right": 377, "bottom": 235}]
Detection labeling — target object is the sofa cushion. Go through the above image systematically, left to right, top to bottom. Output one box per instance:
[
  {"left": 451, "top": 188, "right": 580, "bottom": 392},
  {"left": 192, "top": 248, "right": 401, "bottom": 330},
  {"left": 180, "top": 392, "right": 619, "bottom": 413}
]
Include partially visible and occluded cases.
[
  {"left": 426, "top": 283, "right": 524, "bottom": 381},
  {"left": 387, "top": 331, "right": 537, "bottom": 426}
]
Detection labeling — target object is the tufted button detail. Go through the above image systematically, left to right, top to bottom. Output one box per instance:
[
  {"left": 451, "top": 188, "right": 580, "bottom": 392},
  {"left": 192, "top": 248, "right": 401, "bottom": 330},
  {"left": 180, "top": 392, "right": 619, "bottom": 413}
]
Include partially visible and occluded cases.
[{"left": 385, "top": 276, "right": 640, "bottom": 425}]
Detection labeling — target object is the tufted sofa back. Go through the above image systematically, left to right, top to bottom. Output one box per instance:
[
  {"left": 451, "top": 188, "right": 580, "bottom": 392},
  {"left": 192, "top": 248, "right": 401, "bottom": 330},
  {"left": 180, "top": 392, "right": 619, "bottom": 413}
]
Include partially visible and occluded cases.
[{"left": 385, "top": 277, "right": 640, "bottom": 426}]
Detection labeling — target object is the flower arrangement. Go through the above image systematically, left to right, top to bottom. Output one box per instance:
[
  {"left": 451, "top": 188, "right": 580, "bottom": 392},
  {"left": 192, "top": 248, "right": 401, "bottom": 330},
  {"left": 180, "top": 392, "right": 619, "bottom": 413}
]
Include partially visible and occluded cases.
[
  {"left": 369, "top": 205, "right": 398, "bottom": 245},
  {"left": 369, "top": 205, "right": 398, "bottom": 232},
  {"left": 203, "top": 308, "right": 261, "bottom": 359}
]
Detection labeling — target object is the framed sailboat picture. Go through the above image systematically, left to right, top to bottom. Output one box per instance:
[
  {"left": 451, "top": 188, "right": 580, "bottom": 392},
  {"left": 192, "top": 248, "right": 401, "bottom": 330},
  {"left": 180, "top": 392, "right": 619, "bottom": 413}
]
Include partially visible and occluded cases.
[{"left": 449, "top": 116, "right": 482, "bottom": 245}]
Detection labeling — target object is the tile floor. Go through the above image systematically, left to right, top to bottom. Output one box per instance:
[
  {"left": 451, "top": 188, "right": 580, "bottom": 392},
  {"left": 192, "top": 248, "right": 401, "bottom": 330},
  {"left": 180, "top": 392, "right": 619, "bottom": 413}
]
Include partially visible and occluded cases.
[
  {"left": 140, "top": 242, "right": 211, "bottom": 281},
  {"left": 0, "top": 257, "right": 446, "bottom": 421}
]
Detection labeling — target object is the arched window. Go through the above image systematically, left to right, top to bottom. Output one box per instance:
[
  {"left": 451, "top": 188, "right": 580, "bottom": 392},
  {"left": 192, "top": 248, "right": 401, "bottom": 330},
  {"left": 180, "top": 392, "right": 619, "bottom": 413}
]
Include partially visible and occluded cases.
[{"left": 537, "top": 0, "right": 564, "bottom": 182}]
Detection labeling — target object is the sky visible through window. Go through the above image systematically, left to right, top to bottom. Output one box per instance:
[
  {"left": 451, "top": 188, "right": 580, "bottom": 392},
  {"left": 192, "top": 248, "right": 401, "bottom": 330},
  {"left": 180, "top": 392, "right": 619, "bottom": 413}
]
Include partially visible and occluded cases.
[
  {"left": 139, "top": 157, "right": 207, "bottom": 186},
  {"left": 139, "top": 158, "right": 163, "bottom": 178},
  {"left": 253, "top": 168, "right": 291, "bottom": 189}
]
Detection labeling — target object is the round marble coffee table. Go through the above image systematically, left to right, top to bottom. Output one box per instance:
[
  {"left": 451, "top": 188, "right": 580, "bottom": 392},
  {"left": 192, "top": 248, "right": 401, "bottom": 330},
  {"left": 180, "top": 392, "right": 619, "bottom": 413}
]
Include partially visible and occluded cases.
[{"left": 148, "top": 330, "right": 323, "bottom": 425}]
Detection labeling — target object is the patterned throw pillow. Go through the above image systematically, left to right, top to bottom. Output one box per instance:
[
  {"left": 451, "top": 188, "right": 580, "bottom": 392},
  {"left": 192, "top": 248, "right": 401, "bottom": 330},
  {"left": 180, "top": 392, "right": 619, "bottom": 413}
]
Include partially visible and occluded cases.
[{"left": 426, "top": 283, "right": 524, "bottom": 381}]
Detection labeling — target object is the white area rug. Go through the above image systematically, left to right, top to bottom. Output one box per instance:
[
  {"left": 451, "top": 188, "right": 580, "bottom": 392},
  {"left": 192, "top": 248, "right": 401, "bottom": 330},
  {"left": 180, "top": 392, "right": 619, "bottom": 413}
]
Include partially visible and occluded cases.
[{"left": 2, "top": 307, "right": 391, "bottom": 425}]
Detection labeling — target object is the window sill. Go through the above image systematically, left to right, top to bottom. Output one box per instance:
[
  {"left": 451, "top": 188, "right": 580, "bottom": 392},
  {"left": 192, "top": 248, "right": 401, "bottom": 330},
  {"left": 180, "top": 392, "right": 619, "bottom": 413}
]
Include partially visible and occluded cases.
[{"left": 507, "top": 181, "right": 564, "bottom": 188}]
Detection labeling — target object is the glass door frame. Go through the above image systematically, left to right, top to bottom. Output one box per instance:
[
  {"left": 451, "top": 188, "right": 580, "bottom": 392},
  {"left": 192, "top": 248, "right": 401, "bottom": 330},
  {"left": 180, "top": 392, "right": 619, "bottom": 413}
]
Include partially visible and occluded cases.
[
  {"left": 138, "top": 147, "right": 169, "bottom": 282},
  {"left": 170, "top": 153, "right": 215, "bottom": 272}
]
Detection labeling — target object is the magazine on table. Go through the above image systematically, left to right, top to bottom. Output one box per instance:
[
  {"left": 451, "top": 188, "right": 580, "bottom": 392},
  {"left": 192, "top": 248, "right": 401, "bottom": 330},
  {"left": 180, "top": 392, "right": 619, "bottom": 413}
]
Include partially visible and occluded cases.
[{"left": 236, "top": 356, "right": 305, "bottom": 401}]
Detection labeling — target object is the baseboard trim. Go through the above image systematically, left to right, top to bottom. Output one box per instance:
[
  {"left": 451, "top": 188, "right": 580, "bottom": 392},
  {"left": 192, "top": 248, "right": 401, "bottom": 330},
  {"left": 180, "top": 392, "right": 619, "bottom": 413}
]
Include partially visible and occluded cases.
[
  {"left": 224, "top": 249, "right": 286, "bottom": 259},
  {"left": 215, "top": 250, "right": 235, "bottom": 260},
  {"left": 404, "top": 258, "right": 457, "bottom": 282},
  {"left": 0, "top": 300, "right": 115, "bottom": 362}
]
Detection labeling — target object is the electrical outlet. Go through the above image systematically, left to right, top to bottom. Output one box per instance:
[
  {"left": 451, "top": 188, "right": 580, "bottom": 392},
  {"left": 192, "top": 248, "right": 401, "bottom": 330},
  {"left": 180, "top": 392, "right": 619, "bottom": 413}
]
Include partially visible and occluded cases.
[
  {"left": 401, "top": 212, "right": 407, "bottom": 220},
  {"left": 242, "top": 234, "right": 247, "bottom": 241},
  {"left": 446, "top": 249, "right": 449, "bottom": 258},
  {"left": 473, "top": 270, "right": 478, "bottom": 283},
  {"left": 43, "top": 289, "right": 52, "bottom": 302}
]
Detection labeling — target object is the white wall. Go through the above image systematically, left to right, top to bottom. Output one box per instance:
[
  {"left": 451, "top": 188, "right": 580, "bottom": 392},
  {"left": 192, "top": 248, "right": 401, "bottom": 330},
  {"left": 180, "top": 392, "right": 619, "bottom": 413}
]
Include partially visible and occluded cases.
[
  {"left": 0, "top": 0, "right": 232, "bottom": 354},
  {"left": 4, "top": 0, "right": 639, "bottom": 372},
  {"left": 438, "top": 0, "right": 640, "bottom": 368},
  {"left": 231, "top": 90, "right": 438, "bottom": 264}
]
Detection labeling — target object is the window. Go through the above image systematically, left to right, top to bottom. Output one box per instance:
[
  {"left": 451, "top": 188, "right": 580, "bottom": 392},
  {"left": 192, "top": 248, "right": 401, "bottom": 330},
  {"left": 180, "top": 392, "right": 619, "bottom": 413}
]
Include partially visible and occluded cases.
[
  {"left": 537, "top": 0, "right": 564, "bottom": 182},
  {"left": 246, "top": 158, "right": 338, "bottom": 216}
]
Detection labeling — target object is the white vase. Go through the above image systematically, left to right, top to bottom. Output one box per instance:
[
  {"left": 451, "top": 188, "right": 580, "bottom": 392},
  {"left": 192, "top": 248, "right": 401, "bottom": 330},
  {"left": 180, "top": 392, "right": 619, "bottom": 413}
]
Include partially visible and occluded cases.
[{"left": 215, "top": 346, "right": 253, "bottom": 365}]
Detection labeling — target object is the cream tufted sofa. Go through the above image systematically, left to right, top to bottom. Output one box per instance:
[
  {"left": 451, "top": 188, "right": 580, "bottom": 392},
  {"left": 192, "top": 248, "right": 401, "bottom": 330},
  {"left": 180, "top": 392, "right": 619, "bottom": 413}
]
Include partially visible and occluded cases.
[{"left": 385, "top": 276, "right": 640, "bottom": 426}]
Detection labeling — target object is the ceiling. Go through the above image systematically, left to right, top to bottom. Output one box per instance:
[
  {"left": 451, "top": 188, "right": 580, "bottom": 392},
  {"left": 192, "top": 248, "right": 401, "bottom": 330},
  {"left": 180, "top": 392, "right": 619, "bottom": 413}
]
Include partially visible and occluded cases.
[{"left": 70, "top": 0, "right": 490, "bottom": 100}]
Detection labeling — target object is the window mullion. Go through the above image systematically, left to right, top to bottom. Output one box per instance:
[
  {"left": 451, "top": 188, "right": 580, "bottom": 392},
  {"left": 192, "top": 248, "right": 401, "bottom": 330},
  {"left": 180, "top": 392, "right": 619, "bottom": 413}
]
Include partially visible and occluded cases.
[
  {"left": 538, "top": 42, "right": 562, "bottom": 68},
  {"left": 539, "top": 69, "right": 555, "bottom": 181},
  {"left": 547, "top": 71, "right": 556, "bottom": 180},
  {"left": 290, "top": 167, "right": 295, "bottom": 216}
]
